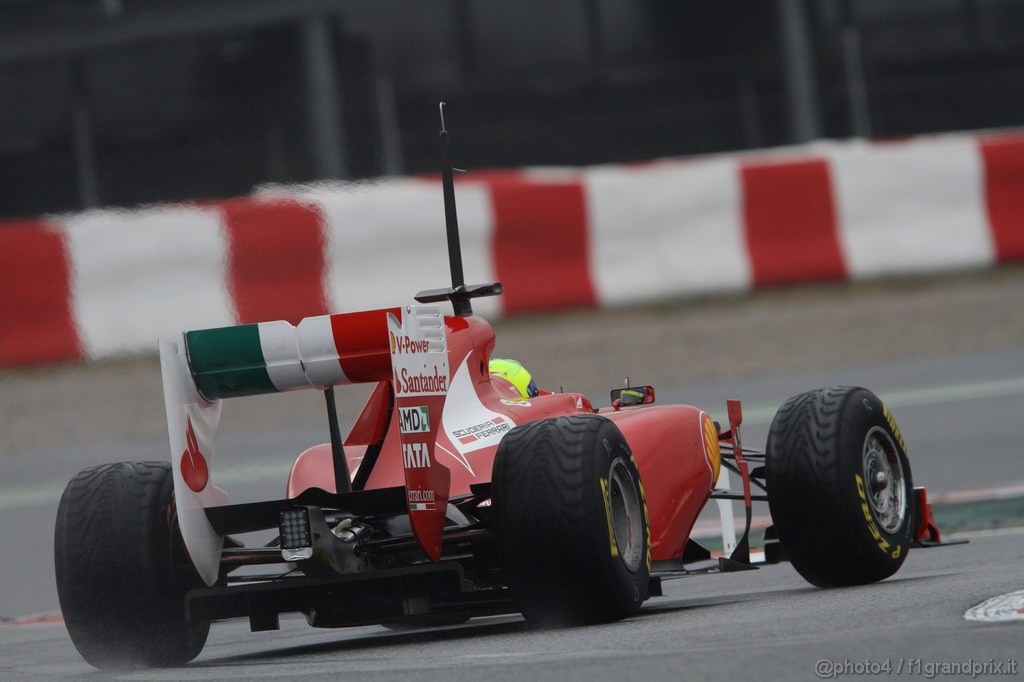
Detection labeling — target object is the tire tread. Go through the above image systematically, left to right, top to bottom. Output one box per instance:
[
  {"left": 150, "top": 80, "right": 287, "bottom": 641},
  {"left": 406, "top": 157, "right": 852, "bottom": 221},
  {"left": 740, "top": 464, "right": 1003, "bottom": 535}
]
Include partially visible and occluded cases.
[
  {"left": 766, "top": 386, "right": 912, "bottom": 587},
  {"left": 54, "top": 461, "right": 209, "bottom": 669}
]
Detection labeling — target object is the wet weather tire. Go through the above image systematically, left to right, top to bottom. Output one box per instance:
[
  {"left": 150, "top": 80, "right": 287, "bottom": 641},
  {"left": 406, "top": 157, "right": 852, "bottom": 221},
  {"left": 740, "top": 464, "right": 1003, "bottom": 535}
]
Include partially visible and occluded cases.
[
  {"left": 766, "top": 386, "right": 914, "bottom": 587},
  {"left": 492, "top": 415, "right": 650, "bottom": 626},
  {"left": 54, "top": 461, "right": 210, "bottom": 669}
]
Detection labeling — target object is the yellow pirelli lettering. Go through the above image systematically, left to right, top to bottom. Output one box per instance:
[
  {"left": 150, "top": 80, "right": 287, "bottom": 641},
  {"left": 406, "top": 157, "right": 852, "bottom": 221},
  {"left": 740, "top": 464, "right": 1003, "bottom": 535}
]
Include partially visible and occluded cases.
[
  {"left": 882, "top": 404, "right": 908, "bottom": 455},
  {"left": 627, "top": 457, "right": 645, "bottom": 506},
  {"left": 631, "top": 461, "right": 652, "bottom": 570},
  {"left": 855, "top": 474, "right": 891, "bottom": 554},
  {"left": 600, "top": 477, "right": 619, "bottom": 558},
  {"left": 645, "top": 524, "right": 652, "bottom": 570}
]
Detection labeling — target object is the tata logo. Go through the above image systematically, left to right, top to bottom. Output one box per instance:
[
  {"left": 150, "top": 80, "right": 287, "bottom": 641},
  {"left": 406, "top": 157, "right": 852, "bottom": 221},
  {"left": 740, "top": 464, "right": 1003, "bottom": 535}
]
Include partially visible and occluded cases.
[
  {"left": 399, "top": 406, "right": 430, "bottom": 434},
  {"left": 402, "top": 442, "right": 431, "bottom": 469}
]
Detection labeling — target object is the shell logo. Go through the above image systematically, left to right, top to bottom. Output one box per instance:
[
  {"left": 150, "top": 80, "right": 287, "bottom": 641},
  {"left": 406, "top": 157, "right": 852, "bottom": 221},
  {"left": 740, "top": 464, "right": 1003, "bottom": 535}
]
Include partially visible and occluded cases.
[
  {"left": 389, "top": 332, "right": 397, "bottom": 354},
  {"left": 702, "top": 415, "right": 721, "bottom": 484},
  {"left": 181, "top": 417, "right": 209, "bottom": 493}
]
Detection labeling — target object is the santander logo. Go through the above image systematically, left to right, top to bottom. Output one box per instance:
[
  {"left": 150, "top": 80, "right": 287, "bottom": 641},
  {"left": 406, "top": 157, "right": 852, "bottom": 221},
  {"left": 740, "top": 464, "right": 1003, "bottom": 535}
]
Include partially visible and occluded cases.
[{"left": 181, "top": 417, "right": 209, "bottom": 493}]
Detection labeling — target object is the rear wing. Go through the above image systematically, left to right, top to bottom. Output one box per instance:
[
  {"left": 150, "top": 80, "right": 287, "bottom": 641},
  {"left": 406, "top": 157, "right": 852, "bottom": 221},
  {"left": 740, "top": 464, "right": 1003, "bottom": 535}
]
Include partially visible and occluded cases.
[
  {"left": 163, "top": 104, "right": 499, "bottom": 585},
  {"left": 160, "top": 305, "right": 451, "bottom": 585}
]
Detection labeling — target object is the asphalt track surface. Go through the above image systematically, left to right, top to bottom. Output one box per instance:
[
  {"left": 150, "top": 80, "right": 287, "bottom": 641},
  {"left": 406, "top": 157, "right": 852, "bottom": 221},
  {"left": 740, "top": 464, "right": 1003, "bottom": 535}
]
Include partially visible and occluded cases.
[
  {"left": 1, "top": 268, "right": 1022, "bottom": 679},
  {"left": 2, "top": 530, "right": 1021, "bottom": 681}
]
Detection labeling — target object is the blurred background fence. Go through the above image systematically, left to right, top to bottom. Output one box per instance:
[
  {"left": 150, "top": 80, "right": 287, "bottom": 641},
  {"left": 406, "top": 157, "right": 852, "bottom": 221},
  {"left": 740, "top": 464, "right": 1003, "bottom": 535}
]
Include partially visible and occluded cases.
[{"left": 2, "top": 0, "right": 1024, "bottom": 219}]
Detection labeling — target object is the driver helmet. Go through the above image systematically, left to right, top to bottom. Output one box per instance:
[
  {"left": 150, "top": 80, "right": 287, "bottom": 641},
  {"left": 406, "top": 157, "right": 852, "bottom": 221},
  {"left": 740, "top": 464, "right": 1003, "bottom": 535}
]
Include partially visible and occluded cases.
[{"left": 489, "top": 358, "right": 539, "bottom": 399}]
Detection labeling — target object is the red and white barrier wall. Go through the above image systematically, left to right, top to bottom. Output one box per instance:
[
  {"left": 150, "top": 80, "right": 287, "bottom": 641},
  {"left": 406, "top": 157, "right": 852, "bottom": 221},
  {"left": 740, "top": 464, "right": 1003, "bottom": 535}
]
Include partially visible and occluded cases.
[{"left": 2, "top": 129, "right": 1023, "bottom": 368}]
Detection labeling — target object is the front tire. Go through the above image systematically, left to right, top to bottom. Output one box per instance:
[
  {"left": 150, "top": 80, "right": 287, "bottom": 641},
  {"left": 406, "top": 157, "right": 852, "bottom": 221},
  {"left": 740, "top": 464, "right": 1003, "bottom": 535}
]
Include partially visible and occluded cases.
[
  {"left": 766, "top": 386, "right": 913, "bottom": 587},
  {"left": 492, "top": 415, "right": 650, "bottom": 626},
  {"left": 54, "top": 461, "right": 210, "bottom": 669}
]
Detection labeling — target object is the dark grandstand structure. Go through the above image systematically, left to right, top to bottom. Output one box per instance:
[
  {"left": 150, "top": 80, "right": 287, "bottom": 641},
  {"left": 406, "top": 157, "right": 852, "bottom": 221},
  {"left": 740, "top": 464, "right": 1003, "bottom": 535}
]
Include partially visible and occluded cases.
[{"left": 1, "top": 0, "right": 1023, "bottom": 218}]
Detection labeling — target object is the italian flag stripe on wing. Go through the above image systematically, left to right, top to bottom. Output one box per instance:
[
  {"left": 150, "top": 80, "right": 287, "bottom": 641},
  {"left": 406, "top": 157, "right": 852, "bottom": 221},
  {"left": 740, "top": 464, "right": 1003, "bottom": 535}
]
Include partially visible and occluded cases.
[
  {"left": 182, "top": 309, "right": 399, "bottom": 401},
  {"left": 185, "top": 321, "right": 308, "bottom": 400},
  {"left": 186, "top": 324, "right": 277, "bottom": 399}
]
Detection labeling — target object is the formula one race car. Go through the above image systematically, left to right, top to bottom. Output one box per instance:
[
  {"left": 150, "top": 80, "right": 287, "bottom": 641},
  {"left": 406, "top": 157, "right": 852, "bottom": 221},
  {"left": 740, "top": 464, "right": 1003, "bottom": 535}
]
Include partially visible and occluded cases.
[{"left": 53, "top": 106, "right": 957, "bottom": 670}]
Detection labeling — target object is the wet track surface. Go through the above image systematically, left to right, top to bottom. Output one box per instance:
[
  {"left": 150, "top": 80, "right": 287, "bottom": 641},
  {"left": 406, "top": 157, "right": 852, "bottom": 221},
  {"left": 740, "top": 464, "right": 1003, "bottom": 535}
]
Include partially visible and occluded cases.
[
  {"left": 1, "top": 269, "right": 1022, "bottom": 678},
  {"left": 3, "top": 529, "right": 1021, "bottom": 681}
]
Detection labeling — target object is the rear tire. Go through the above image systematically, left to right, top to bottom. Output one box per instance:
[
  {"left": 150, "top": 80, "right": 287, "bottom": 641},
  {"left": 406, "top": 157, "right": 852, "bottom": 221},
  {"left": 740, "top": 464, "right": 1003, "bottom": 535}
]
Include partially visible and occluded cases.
[
  {"left": 766, "top": 386, "right": 913, "bottom": 587},
  {"left": 492, "top": 415, "right": 650, "bottom": 626},
  {"left": 54, "top": 461, "right": 210, "bottom": 669}
]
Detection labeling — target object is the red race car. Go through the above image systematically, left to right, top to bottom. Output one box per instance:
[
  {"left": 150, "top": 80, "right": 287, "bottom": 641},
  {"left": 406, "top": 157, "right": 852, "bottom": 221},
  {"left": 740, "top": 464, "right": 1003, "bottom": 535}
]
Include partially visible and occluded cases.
[{"left": 53, "top": 106, "right": 958, "bottom": 670}]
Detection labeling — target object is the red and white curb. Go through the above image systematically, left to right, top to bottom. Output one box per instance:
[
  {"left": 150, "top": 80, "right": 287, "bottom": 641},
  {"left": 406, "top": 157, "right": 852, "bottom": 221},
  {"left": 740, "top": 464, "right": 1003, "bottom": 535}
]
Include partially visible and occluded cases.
[
  {"left": 2, "top": 128, "right": 1024, "bottom": 369},
  {"left": 931, "top": 481, "right": 1024, "bottom": 505},
  {"left": 964, "top": 589, "right": 1024, "bottom": 623},
  {"left": 0, "top": 611, "right": 63, "bottom": 628}
]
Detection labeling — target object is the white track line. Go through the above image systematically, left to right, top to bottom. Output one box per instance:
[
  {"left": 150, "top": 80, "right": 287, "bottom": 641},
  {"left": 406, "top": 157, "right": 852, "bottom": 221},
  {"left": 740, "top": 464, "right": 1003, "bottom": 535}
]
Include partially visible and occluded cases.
[{"left": 734, "top": 375, "right": 1024, "bottom": 426}]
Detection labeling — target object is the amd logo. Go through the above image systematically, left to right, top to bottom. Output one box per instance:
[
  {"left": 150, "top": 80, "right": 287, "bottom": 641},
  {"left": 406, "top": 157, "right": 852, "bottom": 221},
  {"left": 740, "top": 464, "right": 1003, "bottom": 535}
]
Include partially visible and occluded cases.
[{"left": 399, "top": 406, "right": 430, "bottom": 434}]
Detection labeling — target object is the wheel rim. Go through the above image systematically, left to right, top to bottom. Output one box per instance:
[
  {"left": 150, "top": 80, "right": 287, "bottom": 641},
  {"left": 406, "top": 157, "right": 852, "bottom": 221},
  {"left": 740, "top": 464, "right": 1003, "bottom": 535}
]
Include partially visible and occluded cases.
[
  {"left": 861, "top": 426, "right": 907, "bottom": 534},
  {"left": 608, "top": 459, "right": 644, "bottom": 572}
]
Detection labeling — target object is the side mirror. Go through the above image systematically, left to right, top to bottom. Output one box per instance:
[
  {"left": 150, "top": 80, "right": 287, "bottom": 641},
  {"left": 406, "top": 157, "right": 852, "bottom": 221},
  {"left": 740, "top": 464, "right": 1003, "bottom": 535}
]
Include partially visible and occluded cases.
[{"left": 610, "top": 385, "right": 655, "bottom": 408}]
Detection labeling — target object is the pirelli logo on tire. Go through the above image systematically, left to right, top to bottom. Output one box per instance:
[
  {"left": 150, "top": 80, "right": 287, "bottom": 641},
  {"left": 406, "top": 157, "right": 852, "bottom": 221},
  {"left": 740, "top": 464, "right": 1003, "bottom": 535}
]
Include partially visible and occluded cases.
[
  {"left": 882, "top": 404, "right": 907, "bottom": 455},
  {"left": 630, "top": 452, "right": 652, "bottom": 573},
  {"left": 855, "top": 473, "right": 899, "bottom": 557},
  {"left": 599, "top": 476, "right": 619, "bottom": 559}
]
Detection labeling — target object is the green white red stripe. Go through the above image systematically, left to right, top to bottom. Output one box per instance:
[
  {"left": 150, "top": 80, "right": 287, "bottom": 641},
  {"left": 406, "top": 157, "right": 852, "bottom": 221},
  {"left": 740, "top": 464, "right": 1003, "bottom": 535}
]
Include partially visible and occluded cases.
[
  {"left": 185, "top": 309, "right": 399, "bottom": 400},
  {"left": 297, "top": 314, "right": 347, "bottom": 388},
  {"left": 186, "top": 322, "right": 304, "bottom": 400}
]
